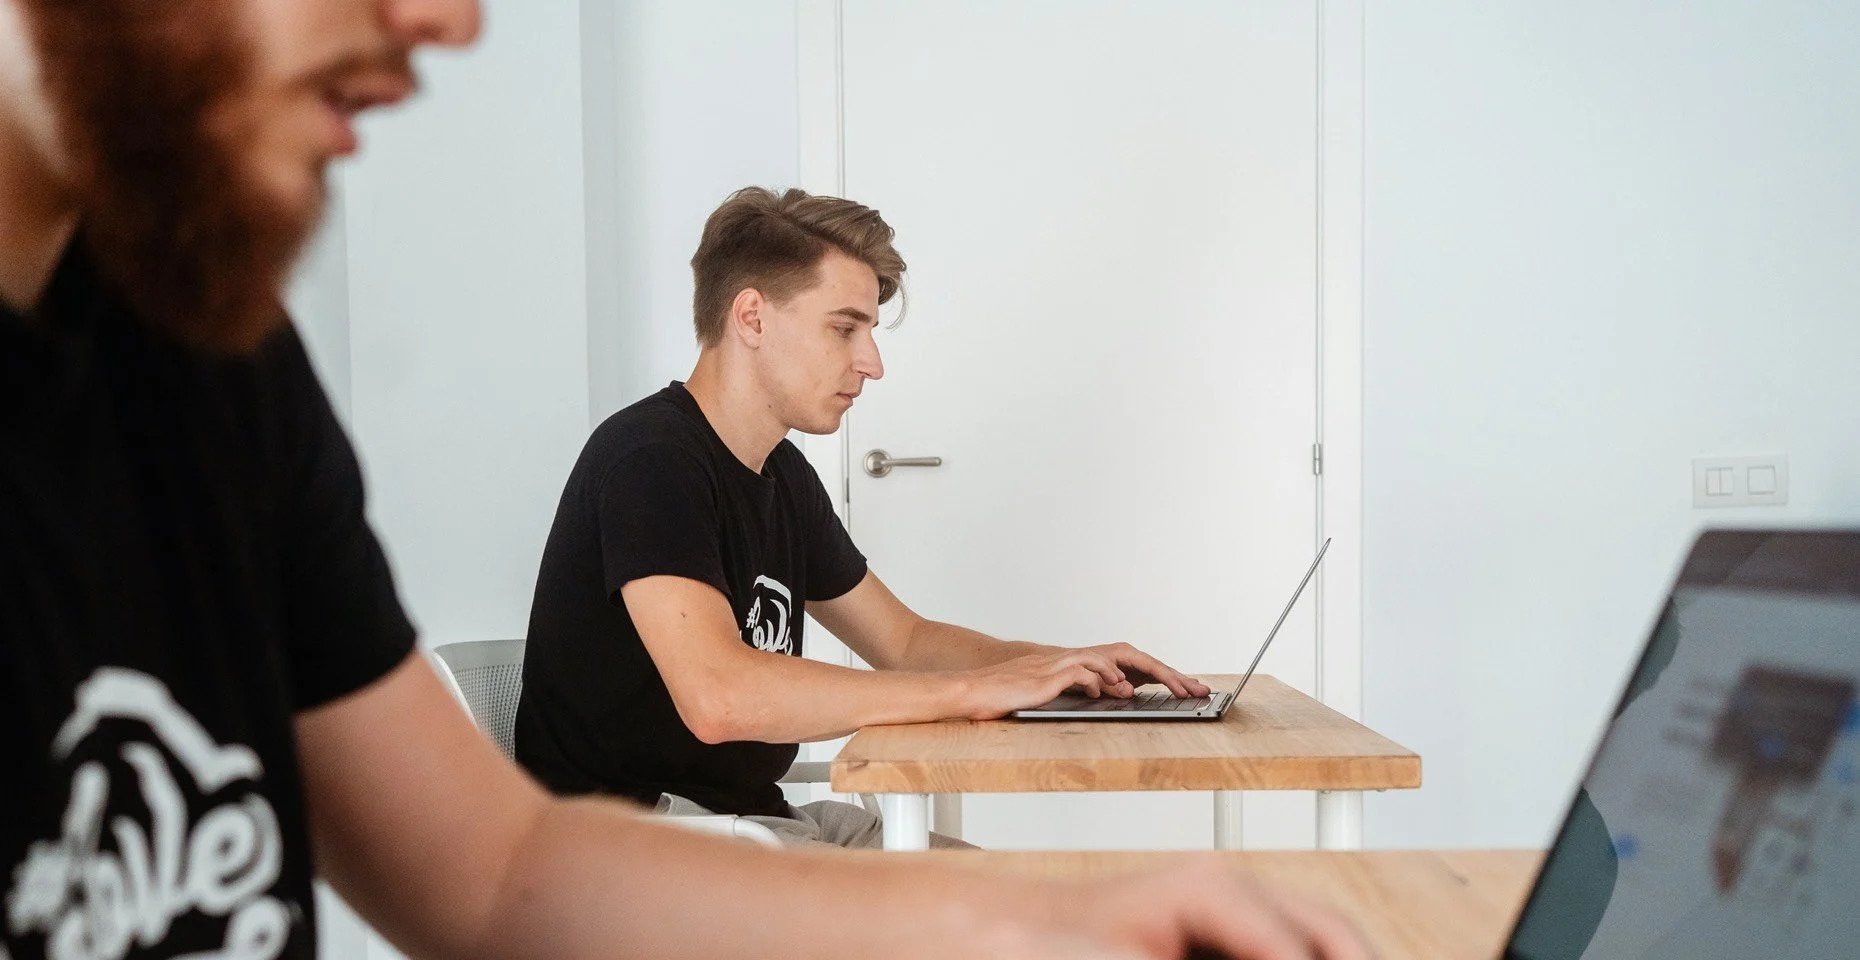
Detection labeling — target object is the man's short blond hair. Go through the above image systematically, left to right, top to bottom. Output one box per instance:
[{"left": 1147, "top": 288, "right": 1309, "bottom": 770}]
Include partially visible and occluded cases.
[{"left": 690, "top": 187, "right": 905, "bottom": 346}]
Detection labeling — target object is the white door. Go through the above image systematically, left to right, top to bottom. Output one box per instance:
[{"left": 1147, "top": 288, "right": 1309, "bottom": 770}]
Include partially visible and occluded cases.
[{"left": 829, "top": 0, "right": 1325, "bottom": 850}]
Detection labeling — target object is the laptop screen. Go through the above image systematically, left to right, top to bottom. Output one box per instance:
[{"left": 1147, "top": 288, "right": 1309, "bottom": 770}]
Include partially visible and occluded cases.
[{"left": 1505, "top": 531, "right": 1860, "bottom": 960}]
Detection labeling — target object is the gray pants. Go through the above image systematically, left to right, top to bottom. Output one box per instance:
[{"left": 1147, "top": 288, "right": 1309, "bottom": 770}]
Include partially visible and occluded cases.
[{"left": 656, "top": 794, "right": 975, "bottom": 849}]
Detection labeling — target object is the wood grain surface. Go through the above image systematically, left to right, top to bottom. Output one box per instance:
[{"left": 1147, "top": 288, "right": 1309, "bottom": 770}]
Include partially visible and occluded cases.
[{"left": 831, "top": 675, "right": 1422, "bottom": 794}]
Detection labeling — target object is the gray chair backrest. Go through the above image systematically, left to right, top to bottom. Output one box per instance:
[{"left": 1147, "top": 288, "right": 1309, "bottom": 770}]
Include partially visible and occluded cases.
[{"left": 429, "top": 639, "right": 526, "bottom": 759}]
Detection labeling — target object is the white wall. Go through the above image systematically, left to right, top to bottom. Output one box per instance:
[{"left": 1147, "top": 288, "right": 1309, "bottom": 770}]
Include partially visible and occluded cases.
[
  {"left": 338, "top": 0, "right": 592, "bottom": 648},
  {"left": 586, "top": 0, "right": 802, "bottom": 423},
  {"left": 1362, "top": 0, "right": 1860, "bottom": 849},
  {"left": 294, "top": 1, "right": 801, "bottom": 645}
]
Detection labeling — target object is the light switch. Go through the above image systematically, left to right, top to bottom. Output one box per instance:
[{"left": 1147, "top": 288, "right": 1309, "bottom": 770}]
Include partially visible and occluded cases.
[{"left": 1693, "top": 455, "right": 1788, "bottom": 508}]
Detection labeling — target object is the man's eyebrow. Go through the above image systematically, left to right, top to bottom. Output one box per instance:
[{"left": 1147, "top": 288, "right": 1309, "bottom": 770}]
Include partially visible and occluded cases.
[{"left": 831, "top": 306, "right": 877, "bottom": 325}]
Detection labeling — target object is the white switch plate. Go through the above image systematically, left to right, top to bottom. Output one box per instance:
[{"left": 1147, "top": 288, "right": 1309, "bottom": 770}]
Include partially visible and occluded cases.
[{"left": 1692, "top": 455, "right": 1789, "bottom": 508}]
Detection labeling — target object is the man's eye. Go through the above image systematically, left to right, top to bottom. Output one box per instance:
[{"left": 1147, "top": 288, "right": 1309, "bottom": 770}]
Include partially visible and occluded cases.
[{"left": 835, "top": 326, "right": 855, "bottom": 339}]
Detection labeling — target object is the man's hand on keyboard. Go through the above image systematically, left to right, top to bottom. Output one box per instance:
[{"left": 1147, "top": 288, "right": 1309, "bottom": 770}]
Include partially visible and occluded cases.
[
  {"left": 953, "top": 643, "right": 1213, "bottom": 720},
  {"left": 1073, "top": 643, "right": 1211, "bottom": 699},
  {"left": 955, "top": 649, "right": 1138, "bottom": 719}
]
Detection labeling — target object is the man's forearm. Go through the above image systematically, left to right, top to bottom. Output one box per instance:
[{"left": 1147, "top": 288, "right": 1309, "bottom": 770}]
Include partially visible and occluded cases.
[
  {"left": 894, "top": 618, "right": 1050, "bottom": 673},
  {"left": 700, "top": 647, "right": 978, "bottom": 742},
  {"left": 475, "top": 797, "right": 1047, "bottom": 960}
]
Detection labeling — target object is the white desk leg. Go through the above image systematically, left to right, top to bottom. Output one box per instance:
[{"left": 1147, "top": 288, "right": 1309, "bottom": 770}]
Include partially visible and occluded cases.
[
  {"left": 1213, "top": 791, "right": 1244, "bottom": 850},
  {"left": 1316, "top": 791, "right": 1364, "bottom": 850},
  {"left": 879, "top": 793, "right": 931, "bottom": 851},
  {"left": 932, "top": 793, "right": 963, "bottom": 841}
]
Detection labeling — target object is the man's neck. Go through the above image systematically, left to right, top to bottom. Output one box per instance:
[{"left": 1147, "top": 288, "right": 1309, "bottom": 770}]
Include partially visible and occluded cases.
[
  {"left": 0, "top": 114, "right": 78, "bottom": 316},
  {"left": 683, "top": 354, "right": 789, "bottom": 475}
]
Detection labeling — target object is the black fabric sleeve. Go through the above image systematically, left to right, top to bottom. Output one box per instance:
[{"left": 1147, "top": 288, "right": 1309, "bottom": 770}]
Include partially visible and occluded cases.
[
  {"left": 265, "top": 327, "right": 417, "bottom": 712},
  {"left": 596, "top": 443, "right": 731, "bottom": 601},
  {"left": 796, "top": 453, "right": 867, "bottom": 601}
]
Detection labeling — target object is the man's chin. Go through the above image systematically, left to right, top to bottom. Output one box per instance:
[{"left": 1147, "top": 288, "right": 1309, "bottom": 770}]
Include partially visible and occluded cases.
[
  {"left": 267, "top": 158, "right": 332, "bottom": 228},
  {"left": 83, "top": 168, "right": 321, "bottom": 355},
  {"left": 796, "top": 413, "right": 847, "bottom": 436}
]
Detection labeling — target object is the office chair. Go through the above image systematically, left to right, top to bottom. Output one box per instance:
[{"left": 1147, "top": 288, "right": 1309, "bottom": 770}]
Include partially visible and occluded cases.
[{"left": 428, "top": 638, "right": 852, "bottom": 848}]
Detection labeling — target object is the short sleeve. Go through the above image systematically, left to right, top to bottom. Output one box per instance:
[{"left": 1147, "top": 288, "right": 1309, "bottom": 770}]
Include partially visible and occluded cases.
[
  {"left": 265, "top": 327, "right": 417, "bottom": 712},
  {"left": 595, "top": 443, "right": 730, "bottom": 601},
  {"left": 796, "top": 455, "right": 867, "bottom": 601}
]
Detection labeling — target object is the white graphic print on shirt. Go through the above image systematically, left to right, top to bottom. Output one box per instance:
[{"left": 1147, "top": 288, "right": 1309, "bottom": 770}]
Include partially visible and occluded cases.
[
  {"left": 743, "top": 576, "right": 794, "bottom": 655},
  {"left": 5, "top": 668, "right": 289, "bottom": 960}
]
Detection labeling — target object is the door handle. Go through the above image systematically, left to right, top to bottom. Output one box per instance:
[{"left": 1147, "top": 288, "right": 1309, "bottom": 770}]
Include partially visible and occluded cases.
[{"left": 862, "top": 449, "right": 943, "bottom": 478}]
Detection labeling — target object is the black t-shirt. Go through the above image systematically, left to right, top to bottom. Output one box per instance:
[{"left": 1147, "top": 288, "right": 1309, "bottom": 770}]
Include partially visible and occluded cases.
[
  {"left": 0, "top": 243, "right": 415, "bottom": 960},
  {"left": 515, "top": 383, "right": 866, "bottom": 817}
]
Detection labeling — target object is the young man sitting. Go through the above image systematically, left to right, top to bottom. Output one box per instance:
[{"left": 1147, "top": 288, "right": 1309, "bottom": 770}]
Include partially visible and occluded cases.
[{"left": 515, "top": 187, "right": 1211, "bottom": 847}]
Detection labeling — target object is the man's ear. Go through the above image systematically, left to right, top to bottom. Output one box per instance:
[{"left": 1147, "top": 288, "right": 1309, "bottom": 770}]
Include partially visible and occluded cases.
[{"left": 727, "top": 287, "right": 767, "bottom": 347}]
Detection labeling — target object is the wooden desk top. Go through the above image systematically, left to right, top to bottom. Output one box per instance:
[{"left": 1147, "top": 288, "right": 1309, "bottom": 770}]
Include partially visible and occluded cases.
[
  {"left": 831, "top": 675, "right": 1422, "bottom": 794},
  {"left": 905, "top": 849, "right": 1542, "bottom": 960}
]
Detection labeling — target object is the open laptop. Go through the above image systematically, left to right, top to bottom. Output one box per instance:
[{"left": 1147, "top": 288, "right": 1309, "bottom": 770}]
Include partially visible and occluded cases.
[
  {"left": 1499, "top": 529, "right": 1860, "bottom": 959},
  {"left": 1012, "top": 538, "right": 1331, "bottom": 720}
]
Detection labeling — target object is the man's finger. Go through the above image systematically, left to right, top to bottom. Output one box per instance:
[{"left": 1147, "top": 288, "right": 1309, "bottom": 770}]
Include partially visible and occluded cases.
[
  {"left": 1112, "top": 647, "right": 1207, "bottom": 699},
  {"left": 1067, "top": 650, "right": 1127, "bottom": 688},
  {"left": 1146, "top": 653, "right": 1212, "bottom": 697},
  {"left": 1263, "top": 887, "right": 1376, "bottom": 960},
  {"left": 1175, "top": 888, "right": 1317, "bottom": 960}
]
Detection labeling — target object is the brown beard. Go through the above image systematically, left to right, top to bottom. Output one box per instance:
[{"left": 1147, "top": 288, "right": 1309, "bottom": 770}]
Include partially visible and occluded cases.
[{"left": 21, "top": 1, "right": 320, "bottom": 355}]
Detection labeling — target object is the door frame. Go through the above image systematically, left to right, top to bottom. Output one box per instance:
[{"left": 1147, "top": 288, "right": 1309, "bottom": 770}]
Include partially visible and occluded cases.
[{"left": 794, "top": 0, "right": 1368, "bottom": 842}]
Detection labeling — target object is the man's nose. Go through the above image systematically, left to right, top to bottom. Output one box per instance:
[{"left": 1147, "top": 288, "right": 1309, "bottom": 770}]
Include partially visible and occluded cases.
[
  {"left": 380, "top": 0, "right": 483, "bottom": 48},
  {"left": 855, "top": 336, "right": 885, "bottom": 381}
]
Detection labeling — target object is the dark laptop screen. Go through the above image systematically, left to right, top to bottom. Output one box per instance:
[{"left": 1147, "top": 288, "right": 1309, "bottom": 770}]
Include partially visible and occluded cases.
[{"left": 1505, "top": 530, "right": 1860, "bottom": 960}]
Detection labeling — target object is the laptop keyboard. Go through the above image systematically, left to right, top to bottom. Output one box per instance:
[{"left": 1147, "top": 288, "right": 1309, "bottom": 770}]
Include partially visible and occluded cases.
[{"left": 1049, "top": 690, "right": 1216, "bottom": 712}]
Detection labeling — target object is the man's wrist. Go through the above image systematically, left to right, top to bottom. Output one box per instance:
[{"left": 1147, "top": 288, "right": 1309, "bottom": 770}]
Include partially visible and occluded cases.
[
  {"left": 1011, "top": 640, "right": 1059, "bottom": 657},
  {"left": 927, "top": 669, "right": 977, "bottom": 720},
  {"left": 924, "top": 872, "right": 1074, "bottom": 958}
]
